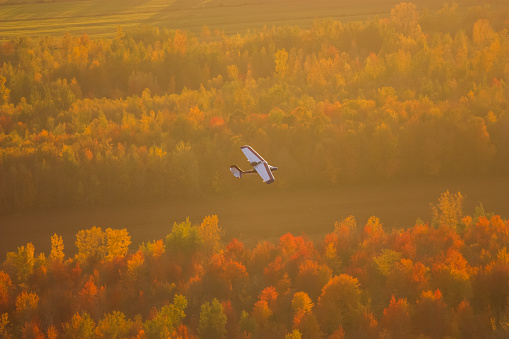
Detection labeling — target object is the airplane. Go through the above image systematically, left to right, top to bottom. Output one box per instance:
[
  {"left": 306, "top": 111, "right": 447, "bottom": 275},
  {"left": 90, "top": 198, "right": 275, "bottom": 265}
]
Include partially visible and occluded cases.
[{"left": 230, "top": 145, "right": 278, "bottom": 184}]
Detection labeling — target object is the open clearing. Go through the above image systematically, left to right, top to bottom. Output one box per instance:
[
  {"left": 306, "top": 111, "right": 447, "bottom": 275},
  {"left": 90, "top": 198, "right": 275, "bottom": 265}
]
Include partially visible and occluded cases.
[
  {"left": 0, "top": 0, "right": 492, "bottom": 40},
  {"left": 1, "top": 176, "right": 507, "bottom": 258}
]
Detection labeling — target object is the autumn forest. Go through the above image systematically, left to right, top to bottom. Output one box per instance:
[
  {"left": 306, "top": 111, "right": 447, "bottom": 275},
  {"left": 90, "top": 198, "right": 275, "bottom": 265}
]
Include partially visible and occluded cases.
[
  {"left": 1, "top": 1, "right": 509, "bottom": 338},
  {"left": 1, "top": 3, "right": 509, "bottom": 212}
]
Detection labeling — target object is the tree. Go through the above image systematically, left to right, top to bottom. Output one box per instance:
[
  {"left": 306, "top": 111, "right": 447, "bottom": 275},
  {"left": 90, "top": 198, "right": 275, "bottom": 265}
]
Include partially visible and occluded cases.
[
  {"left": 390, "top": 2, "right": 422, "bottom": 37},
  {"left": 472, "top": 19, "right": 495, "bottom": 45},
  {"left": 274, "top": 49, "right": 289, "bottom": 78},
  {"left": 0, "top": 76, "right": 9, "bottom": 105},
  {"left": 431, "top": 191, "right": 464, "bottom": 229},
  {"left": 198, "top": 215, "right": 223, "bottom": 257},
  {"left": 333, "top": 216, "right": 358, "bottom": 264},
  {"left": 166, "top": 218, "right": 202, "bottom": 256},
  {"left": 75, "top": 226, "right": 106, "bottom": 265},
  {"left": 105, "top": 228, "right": 131, "bottom": 260},
  {"left": 49, "top": 234, "right": 64, "bottom": 262},
  {"left": 5, "top": 243, "right": 35, "bottom": 285},
  {"left": 373, "top": 249, "right": 402, "bottom": 277},
  {"left": 386, "top": 258, "right": 429, "bottom": 303},
  {"left": 295, "top": 260, "right": 332, "bottom": 301},
  {"left": 0, "top": 272, "right": 12, "bottom": 311},
  {"left": 78, "top": 274, "right": 105, "bottom": 317},
  {"left": 316, "top": 274, "right": 364, "bottom": 335},
  {"left": 412, "top": 289, "right": 450, "bottom": 338},
  {"left": 15, "top": 291, "right": 39, "bottom": 323},
  {"left": 291, "top": 291, "right": 322, "bottom": 338},
  {"left": 292, "top": 292, "right": 314, "bottom": 316},
  {"left": 144, "top": 294, "right": 187, "bottom": 339},
  {"left": 381, "top": 296, "right": 411, "bottom": 339},
  {"left": 198, "top": 298, "right": 227, "bottom": 339},
  {"left": 252, "top": 300, "right": 273, "bottom": 331},
  {"left": 454, "top": 300, "right": 490, "bottom": 339},
  {"left": 96, "top": 311, "right": 133, "bottom": 338},
  {"left": 63, "top": 312, "right": 96, "bottom": 339},
  {"left": 0, "top": 313, "right": 10, "bottom": 338},
  {"left": 285, "top": 329, "right": 302, "bottom": 339}
]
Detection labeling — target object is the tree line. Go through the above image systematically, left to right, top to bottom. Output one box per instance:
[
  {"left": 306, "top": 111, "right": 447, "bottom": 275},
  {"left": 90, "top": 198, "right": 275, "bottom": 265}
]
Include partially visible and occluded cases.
[
  {"left": 1, "top": 2, "right": 509, "bottom": 213},
  {"left": 1, "top": 193, "right": 509, "bottom": 338}
]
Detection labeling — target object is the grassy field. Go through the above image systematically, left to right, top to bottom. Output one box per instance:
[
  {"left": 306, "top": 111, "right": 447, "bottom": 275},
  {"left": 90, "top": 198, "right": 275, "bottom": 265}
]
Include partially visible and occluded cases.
[
  {"left": 0, "top": 0, "right": 493, "bottom": 40},
  {"left": 1, "top": 175, "right": 507, "bottom": 258}
]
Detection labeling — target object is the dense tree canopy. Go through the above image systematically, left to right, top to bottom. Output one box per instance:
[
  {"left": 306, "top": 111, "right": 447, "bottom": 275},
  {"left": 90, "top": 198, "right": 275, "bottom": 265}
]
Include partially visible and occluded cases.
[
  {"left": 1, "top": 3, "right": 508, "bottom": 213},
  {"left": 1, "top": 196, "right": 509, "bottom": 338}
]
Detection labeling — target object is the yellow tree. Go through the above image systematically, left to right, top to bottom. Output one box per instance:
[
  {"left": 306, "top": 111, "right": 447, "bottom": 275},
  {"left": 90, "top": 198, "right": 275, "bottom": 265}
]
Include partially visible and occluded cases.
[
  {"left": 390, "top": 2, "right": 422, "bottom": 37},
  {"left": 472, "top": 19, "right": 495, "bottom": 45},
  {"left": 274, "top": 48, "right": 289, "bottom": 78},
  {"left": 0, "top": 76, "right": 9, "bottom": 105},
  {"left": 430, "top": 191, "right": 463, "bottom": 229},
  {"left": 199, "top": 215, "right": 223, "bottom": 257},
  {"left": 75, "top": 226, "right": 106, "bottom": 265},
  {"left": 105, "top": 228, "right": 131, "bottom": 260},
  {"left": 49, "top": 234, "right": 65, "bottom": 262},
  {"left": 15, "top": 291, "right": 39, "bottom": 323},
  {"left": 292, "top": 291, "right": 316, "bottom": 333},
  {"left": 0, "top": 313, "right": 10, "bottom": 338}
]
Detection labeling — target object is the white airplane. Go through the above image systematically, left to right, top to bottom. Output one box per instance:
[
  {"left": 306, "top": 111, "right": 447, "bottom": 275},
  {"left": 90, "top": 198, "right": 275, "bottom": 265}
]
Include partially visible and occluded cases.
[{"left": 230, "top": 145, "right": 278, "bottom": 184}]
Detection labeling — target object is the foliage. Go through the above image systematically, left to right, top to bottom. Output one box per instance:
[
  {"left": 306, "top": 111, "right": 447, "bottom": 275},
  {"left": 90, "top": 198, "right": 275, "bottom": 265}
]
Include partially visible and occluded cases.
[
  {"left": 1, "top": 2, "right": 509, "bottom": 337},
  {"left": 1, "top": 4, "right": 509, "bottom": 213},
  {"left": 0, "top": 198, "right": 508, "bottom": 337},
  {"left": 198, "top": 298, "right": 227, "bottom": 339}
]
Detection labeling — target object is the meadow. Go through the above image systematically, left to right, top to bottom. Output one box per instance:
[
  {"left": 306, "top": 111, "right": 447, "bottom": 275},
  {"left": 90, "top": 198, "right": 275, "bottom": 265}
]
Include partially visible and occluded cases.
[
  {"left": 0, "top": 0, "right": 489, "bottom": 40},
  {"left": 1, "top": 176, "right": 508, "bottom": 259}
]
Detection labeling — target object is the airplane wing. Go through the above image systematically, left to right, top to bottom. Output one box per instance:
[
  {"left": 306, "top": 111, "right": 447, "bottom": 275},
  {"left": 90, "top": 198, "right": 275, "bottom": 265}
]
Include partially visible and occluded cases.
[
  {"left": 240, "top": 145, "right": 265, "bottom": 164},
  {"left": 240, "top": 146, "right": 275, "bottom": 184},
  {"left": 253, "top": 162, "right": 275, "bottom": 184}
]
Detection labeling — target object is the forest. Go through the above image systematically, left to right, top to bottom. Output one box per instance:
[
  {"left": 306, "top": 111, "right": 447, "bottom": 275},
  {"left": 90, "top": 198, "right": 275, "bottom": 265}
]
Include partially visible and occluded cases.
[
  {"left": 1, "top": 2, "right": 509, "bottom": 213},
  {"left": 1, "top": 192, "right": 509, "bottom": 338}
]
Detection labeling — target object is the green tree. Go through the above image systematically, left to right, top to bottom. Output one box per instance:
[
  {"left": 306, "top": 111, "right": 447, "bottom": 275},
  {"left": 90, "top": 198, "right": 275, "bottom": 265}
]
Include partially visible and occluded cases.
[
  {"left": 166, "top": 218, "right": 202, "bottom": 256},
  {"left": 5, "top": 243, "right": 35, "bottom": 284},
  {"left": 316, "top": 274, "right": 364, "bottom": 335},
  {"left": 144, "top": 294, "right": 187, "bottom": 339},
  {"left": 198, "top": 298, "right": 227, "bottom": 339},
  {"left": 97, "top": 311, "right": 133, "bottom": 338},
  {"left": 63, "top": 312, "right": 96, "bottom": 339}
]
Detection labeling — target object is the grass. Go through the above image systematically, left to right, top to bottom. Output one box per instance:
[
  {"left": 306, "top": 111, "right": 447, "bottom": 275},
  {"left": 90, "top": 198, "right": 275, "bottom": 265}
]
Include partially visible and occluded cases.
[
  {"left": 0, "top": 0, "right": 488, "bottom": 40},
  {"left": 1, "top": 175, "right": 508, "bottom": 258}
]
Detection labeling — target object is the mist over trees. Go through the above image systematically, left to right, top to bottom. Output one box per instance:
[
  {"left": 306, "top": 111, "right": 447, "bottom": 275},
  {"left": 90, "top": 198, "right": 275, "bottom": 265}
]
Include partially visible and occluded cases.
[{"left": 1, "top": 2, "right": 509, "bottom": 212}]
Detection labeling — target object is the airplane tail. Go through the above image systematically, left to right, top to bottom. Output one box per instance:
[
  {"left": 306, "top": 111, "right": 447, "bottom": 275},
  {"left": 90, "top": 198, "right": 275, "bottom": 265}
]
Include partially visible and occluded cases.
[{"left": 230, "top": 165, "right": 243, "bottom": 178}]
